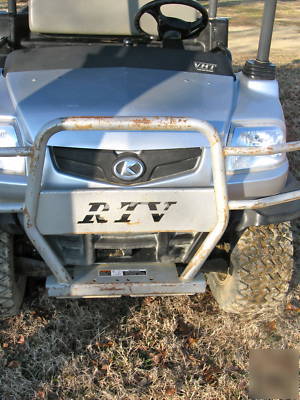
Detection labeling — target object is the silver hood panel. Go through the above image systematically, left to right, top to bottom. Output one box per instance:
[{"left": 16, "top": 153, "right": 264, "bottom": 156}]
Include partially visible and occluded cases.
[
  {"left": 0, "top": 67, "right": 288, "bottom": 200},
  {"left": 6, "top": 67, "right": 236, "bottom": 149}
]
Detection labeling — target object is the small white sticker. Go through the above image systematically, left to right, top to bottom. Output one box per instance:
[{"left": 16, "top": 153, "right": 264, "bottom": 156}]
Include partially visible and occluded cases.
[{"left": 111, "top": 270, "right": 126, "bottom": 277}]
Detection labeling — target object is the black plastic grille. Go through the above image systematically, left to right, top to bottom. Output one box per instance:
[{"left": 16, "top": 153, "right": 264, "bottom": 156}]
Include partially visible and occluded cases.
[{"left": 51, "top": 147, "right": 202, "bottom": 185}]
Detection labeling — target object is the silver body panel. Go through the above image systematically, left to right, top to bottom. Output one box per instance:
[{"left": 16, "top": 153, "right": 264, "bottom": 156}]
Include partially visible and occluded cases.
[
  {"left": 0, "top": 67, "right": 288, "bottom": 205},
  {"left": 6, "top": 68, "right": 233, "bottom": 146}
]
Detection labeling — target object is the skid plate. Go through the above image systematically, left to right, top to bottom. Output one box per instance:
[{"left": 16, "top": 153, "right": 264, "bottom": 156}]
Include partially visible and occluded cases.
[
  {"left": 37, "top": 188, "right": 217, "bottom": 234},
  {"left": 46, "top": 263, "right": 206, "bottom": 298}
]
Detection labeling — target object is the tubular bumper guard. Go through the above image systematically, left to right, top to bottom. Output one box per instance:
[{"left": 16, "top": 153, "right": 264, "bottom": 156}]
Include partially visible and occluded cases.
[{"left": 0, "top": 116, "right": 300, "bottom": 285}]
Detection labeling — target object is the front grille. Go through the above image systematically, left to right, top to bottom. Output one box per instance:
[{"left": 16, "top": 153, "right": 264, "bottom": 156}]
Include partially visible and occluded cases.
[{"left": 51, "top": 147, "right": 201, "bottom": 185}]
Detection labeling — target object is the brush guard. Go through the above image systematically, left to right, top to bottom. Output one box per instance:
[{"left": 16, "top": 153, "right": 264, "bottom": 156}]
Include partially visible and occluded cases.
[{"left": 0, "top": 116, "right": 300, "bottom": 297}]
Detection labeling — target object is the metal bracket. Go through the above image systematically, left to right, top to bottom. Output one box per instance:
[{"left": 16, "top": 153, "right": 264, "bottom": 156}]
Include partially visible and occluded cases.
[{"left": 46, "top": 263, "right": 207, "bottom": 298}]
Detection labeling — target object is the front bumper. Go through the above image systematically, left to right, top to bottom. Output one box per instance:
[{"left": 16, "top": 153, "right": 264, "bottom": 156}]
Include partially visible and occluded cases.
[{"left": 1, "top": 116, "right": 300, "bottom": 294}]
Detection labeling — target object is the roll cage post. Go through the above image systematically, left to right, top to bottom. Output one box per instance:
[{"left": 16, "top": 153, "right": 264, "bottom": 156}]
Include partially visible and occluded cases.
[
  {"left": 8, "top": 0, "right": 17, "bottom": 46},
  {"left": 208, "top": 0, "right": 218, "bottom": 18},
  {"left": 208, "top": 0, "right": 277, "bottom": 63},
  {"left": 209, "top": 0, "right": 277, "bottom": 79},
  {"left": 243, "top": 0, "right": 278, "bottom": 79},
  {"left": 257, "top": 0, "right": 277, "bottom": 63}
]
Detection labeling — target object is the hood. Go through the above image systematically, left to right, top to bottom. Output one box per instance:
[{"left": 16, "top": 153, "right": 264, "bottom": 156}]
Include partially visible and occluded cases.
[{"left": 6, "top": 67, "right": 236, "bottom": 150}]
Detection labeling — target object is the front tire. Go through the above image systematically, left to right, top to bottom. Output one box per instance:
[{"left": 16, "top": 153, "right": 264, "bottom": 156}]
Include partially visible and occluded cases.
[
  {"left": 207, "top": 223, "right": 294, "bottom": 314},
  {"left": 0, "top": 231, "right": 26, "bottom": 319}
]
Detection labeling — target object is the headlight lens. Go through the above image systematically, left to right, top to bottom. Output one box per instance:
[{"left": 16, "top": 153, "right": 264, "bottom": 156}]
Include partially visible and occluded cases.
[
  {"left": 0, "top": 125, "right": 25, "bottom": 175},
  {"left": 226, "top": 126, "right": 286, "bottom": 173}
]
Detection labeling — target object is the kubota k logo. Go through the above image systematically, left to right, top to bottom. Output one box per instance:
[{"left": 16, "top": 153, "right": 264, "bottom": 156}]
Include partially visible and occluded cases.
[
  {"left": 113, "top": 157, "right": 145, "bottom": 181},
  {"left": 77, "top": 201, "right": 177, "bottom": 224}
]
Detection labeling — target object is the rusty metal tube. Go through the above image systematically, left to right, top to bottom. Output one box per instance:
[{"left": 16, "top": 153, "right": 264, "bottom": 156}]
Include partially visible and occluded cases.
[
  {"left": 23, "top": 116, "right": 229, "bottom": 284},
  {"left": 224, "top": 141, "right": 300, "bottom": 156},
  {"left": 0, "top": 146, "right": 33, "bottom": 157},
  {"left": 229, "top": 190, "right": 300, "bottom": 210}
]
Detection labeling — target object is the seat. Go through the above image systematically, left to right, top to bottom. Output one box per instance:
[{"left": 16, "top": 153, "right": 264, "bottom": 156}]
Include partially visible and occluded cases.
[{"left": 29, "top": 0, "right": 198, "bottom": 36}]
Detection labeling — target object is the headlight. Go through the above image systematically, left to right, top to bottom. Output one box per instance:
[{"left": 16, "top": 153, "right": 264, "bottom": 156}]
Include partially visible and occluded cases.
[
  {"left": 0, "top": 125, "right": 25, "bottom": 175},
  {"left": 226, "top": 125, "right": 286, "bottom": 174}
]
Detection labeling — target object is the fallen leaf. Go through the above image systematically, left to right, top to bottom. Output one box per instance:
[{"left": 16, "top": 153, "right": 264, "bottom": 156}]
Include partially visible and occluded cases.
[
  {"left": 143, "top": 297, "right": 155, "bottom": 305},
  {"left": 286, "top": 303, "right": 300, "bottom": 312},
  {"left": 265, "top": 320, "right": 277, "bottom": 331},
  {"left": 17, "top": 335, "right": 25, "bottom": 345},
  {"left": 187, "top": 337, "right": 199, "bottom": 346},
  {"left": 95, "top": 340, "right": 114, "bottom": 348},
  {"left": 2, "top": 343, "right": 9, "bottom": 348},
  {"left": 149, "top": 350, "right": 167, "bottom": 365},
  {"left": 7, "top": 360, "right": 21, "bottom": 368},
  {"left": 100, "top": 360, "right": 110, "bottom": 371},
  {"left": 202, "top": 364, "right": 221, "bottom": 385},
  {"left": 203, "top": 369, "right": 218, "bottom": 385},
  {"left": 165, "top": 387, "right": 176, "bottom": 396},
  {"left": 36, "top": 391, "right": 46, "bottom": 399}
]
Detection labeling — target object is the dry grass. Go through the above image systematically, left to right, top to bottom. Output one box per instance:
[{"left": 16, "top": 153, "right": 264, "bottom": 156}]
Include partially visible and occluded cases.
[
  {"left": 0, "top": 2, "right": 299, "bottom": 400},
  {"left": 0, "top": 268, "right": 299, "bottom": 399}
]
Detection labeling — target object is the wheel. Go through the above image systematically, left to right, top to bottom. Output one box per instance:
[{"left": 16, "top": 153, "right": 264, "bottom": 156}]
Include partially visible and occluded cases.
[
  {"left": 206, "top": 223, "right": 294, "bottom": 314},
  {"left": 0, "top": 231, "right": 26, "bottom": 319}
]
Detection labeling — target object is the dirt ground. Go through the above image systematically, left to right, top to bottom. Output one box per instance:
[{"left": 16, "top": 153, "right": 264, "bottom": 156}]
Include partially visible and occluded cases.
[
  {"left": 220, "top": 0, "right": 300, "bottom": 63},
  {"left": 0, "top": 1, "right": 299, "bottom": 400}
]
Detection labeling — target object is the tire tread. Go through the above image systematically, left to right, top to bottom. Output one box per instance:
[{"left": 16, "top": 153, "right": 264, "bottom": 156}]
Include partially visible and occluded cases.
[
  {"left": 207, "top": 223, "right": 294, "bottom": 314},
  {"left": 0, "top": 231, "right": 25, "bottom": 318}
]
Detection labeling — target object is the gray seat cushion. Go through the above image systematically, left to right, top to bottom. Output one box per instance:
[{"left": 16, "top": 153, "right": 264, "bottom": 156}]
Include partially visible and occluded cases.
[{"left": 29, "top": 0, "right": 198, "bottom": 36}]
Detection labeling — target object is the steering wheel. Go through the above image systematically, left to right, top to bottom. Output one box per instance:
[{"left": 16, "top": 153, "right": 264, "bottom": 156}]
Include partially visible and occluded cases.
[{"left": 134, "top": 0, "right": 208, "bottom": 40}]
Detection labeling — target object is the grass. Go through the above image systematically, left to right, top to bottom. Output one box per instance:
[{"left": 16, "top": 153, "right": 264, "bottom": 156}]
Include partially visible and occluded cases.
[
  {"left": 0, "top": 1, "right": 299, "bottom": 400},
  {"left": 0, "top": 267, "right": 299, "bottom": 399}
]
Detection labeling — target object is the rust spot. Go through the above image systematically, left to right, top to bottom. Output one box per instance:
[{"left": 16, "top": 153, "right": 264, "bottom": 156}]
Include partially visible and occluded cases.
[
  {"left": 67, "top": 116, "right": 112, "bottom": 120},
  {"left": 132, "top": 117, "right": 152, "bottom": 126},
  {"left": 23, "top": 207, "right": 33, "bottom": 229},
  {"left": 94, "top": 286, "right": 123, "bottom": 291}
]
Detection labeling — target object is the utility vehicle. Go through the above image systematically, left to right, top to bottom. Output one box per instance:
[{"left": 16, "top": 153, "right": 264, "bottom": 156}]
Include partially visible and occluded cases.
[{"left": 0, "top": 0, "right": 299, "bottom": 317}]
